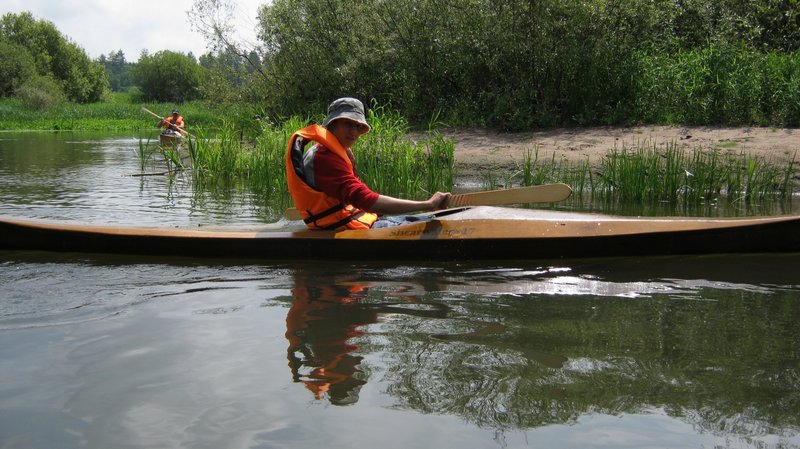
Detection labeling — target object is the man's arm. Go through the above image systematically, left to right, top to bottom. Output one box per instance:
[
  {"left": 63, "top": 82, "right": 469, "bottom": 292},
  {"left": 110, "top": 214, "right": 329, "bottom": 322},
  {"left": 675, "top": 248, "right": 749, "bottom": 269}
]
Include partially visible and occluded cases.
[{"left": 368, "top": 192, "right": 450, "bottom": 214}]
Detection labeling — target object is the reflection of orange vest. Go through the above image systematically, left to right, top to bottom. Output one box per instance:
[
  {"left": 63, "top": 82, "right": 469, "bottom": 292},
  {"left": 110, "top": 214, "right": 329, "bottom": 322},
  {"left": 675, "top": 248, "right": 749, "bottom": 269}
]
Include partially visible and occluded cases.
[
  {"left": 286, "top": 125, "right": 378, "bottom": 230},
  {"left": 286, "top": 282, "right": 369, "bottom": 401}
]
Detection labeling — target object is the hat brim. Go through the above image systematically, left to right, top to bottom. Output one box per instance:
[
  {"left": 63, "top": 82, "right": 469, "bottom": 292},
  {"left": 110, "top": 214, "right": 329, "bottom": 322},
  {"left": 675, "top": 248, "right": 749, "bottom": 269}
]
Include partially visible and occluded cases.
[{"left": 323, "top": 112, "right": 371, "bottom": 132}]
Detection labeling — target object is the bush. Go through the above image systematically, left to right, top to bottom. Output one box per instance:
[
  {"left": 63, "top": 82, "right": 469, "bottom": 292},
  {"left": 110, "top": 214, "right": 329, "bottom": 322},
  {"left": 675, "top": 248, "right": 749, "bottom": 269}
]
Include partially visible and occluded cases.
[
  {"left": 1, "top": 12, "right": 108, "bottom": 103},
  {"left": 0, "top": 39, "right": 36, "bottom": 97},
  {"left": 133, "top": 51, "right": 202, "bottom": 102},
  {"left": 16, "top": 75, "right": 66, "bottom": 110}
]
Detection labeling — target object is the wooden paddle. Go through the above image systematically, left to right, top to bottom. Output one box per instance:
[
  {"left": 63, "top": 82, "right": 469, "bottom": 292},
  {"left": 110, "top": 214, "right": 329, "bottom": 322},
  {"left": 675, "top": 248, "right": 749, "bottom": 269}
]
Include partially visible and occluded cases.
[
  {"left": 141, "top": 107, "right": 191, "bottom": 137},
  {"left": 283, "top": 183, "right": 572, "bottom": 220}
]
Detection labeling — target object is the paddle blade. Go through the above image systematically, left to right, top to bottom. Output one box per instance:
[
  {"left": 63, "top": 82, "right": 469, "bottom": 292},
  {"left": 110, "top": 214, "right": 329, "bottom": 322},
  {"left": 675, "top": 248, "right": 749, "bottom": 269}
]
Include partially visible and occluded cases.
[
  {"left": 446, "top": 183, "right": 572, "bottom": 207},
  {"left": 284, "top": 208, "right": 302, "bottom": 221}
]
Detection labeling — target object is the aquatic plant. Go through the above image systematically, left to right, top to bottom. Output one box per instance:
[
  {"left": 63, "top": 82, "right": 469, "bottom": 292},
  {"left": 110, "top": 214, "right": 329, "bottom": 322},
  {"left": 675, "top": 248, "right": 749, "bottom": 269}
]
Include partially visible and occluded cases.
[
  {"left": 186, "top": 105, "right": 455, "bottom": 203},
  {"left": 506, "top": 140, "right": 797, "bottom": 213}
]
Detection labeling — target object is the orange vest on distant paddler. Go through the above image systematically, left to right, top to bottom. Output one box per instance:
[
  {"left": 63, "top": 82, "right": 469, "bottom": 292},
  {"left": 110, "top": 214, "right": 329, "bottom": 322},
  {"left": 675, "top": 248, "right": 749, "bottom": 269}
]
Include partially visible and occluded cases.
[
  {"left": 165, "top": 115, "right": 183, "bottom": 128},
  {"left": 286, "top": 124, "right": 378, "bottom": 230}
]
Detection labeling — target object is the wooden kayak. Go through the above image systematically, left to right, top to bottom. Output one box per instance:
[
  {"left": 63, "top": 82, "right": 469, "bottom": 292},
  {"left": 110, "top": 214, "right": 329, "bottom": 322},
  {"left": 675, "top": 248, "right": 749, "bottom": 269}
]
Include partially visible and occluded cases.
[
  {"left": 159, "top": 132, "right": 181, "bottom": 148},
  {"left": 1, "top": 207, "right": 799, "bottom": 260}
]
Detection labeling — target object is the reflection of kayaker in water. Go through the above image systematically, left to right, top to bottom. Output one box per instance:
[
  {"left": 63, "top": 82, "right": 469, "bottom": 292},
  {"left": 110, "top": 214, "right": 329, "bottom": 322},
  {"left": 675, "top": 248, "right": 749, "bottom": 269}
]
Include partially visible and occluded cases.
[
  {"left": 285, "top": 272, "right": 449, "bottom": 405},
  {"left": 285, "top": 278, "right": 375, "bottom": 405}
]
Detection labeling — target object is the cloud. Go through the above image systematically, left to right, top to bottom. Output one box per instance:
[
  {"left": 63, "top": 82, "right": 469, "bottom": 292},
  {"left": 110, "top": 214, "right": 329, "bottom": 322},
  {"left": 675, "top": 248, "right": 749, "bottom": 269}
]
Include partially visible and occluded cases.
[{"left": 1, "top": 0, "right": 263, "bottom": 61}]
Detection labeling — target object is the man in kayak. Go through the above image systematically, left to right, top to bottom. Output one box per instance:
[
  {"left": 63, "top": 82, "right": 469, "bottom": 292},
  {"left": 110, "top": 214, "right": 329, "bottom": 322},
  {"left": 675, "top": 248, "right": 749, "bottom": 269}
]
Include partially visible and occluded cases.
[
  {"left": 286, "top": 97, "right": 450, "bottom": 230},
  {"left": 158, "top": 109, "right": 187, "bottom": 137}
]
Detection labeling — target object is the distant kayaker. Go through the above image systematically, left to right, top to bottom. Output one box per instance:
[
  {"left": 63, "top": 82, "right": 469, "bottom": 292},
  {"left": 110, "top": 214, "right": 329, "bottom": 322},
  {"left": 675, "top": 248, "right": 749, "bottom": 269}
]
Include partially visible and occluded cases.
[
  {"left": 286, "top": 97, "right": 451, "bottom": 230},
  {"left": 157, "top": 109, "right": 187, "bottom": 137}
]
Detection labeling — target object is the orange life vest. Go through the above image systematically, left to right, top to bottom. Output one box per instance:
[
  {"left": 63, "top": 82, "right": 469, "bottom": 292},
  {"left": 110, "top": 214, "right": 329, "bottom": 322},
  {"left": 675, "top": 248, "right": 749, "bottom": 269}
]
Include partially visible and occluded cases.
[
  {"left": 166, "top": 115, "right": 184, "bottom": 129},
  {"left": 286, "top": 124, "right": 378, "bottom": 230}
]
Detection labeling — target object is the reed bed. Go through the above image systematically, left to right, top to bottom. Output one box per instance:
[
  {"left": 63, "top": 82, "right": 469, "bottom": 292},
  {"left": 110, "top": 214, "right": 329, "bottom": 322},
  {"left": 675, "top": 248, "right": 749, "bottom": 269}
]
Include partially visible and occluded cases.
[
  {"left": 115, "top": 96, "right": 796, "bottom": 214},
  {"left": 355, "top": 104, "right": 454, "bottom": 198},
  {"left": 183, "top": 109, "right": 455, "bottom": 203},
  {"left": 174, "top": 120, "right": 794, "bottom": 215},
  {"left": 505, "top": 140, "right": 797, "bottom": 212},
  {"left": 594, "top": 142, "right": 796, "bottom": 204}
]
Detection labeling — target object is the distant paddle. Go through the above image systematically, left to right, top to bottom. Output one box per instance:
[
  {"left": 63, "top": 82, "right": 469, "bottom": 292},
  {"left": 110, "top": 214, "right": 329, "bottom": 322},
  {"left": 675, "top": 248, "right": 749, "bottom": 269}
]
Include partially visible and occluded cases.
[{"left": 283, "top": 183, "right": 573, "bottom": 221}]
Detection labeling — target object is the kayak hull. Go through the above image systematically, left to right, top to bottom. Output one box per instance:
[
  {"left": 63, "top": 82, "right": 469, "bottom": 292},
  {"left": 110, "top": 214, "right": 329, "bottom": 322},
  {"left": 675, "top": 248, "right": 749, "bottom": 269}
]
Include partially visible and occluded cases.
[
  {"left": 159, "top": 132, "right": 182, "bottom": 148},
  {"left": 2, "top": 207, "right": 799, "bottom": 261}
]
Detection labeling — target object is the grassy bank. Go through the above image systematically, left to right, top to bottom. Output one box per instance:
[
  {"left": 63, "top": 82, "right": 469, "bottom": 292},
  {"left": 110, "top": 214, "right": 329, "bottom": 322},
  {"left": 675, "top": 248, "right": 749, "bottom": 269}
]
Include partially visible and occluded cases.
[
  {"left": 0, "top": 93, "right": 228, "bottom": 132},
  {"left": 4, "top": 94, "right": 796, "bottom": 210},
  {"left": 146, "top": 107, "right": 456, "bottom": 204},
  {"left": 503, "top": 143, "right": 797, "bottom": 213}
]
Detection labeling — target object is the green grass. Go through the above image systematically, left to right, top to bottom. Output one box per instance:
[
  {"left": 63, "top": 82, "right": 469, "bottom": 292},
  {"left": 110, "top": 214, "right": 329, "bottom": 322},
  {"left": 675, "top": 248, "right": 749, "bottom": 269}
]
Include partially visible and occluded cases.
[
  {"left": 634, "top": 45, "right": 800, "bottom": 126},
  {"left": 0, "top": 93, "right": 235, "bottom": 132},
  {"left": 3, "top": 94, "right": 796, "bottom": 214},
  {"left": 182, "top": 109, "right": 455, "bottom": 203},
  {"left": 492, "top": 140, "right": 797, "bottom": 213}
]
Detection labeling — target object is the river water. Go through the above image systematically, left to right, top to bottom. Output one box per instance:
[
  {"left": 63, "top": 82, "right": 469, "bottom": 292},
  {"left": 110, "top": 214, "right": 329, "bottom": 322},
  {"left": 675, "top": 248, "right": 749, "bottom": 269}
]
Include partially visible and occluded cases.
[{"left": 1, "top": 132, "right": 799, "bottom": 449}]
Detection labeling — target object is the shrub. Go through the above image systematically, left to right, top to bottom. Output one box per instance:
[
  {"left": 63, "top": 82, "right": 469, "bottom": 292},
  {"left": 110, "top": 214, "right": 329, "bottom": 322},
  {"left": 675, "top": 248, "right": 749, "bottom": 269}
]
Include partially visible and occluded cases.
[{"left": 16, "top": 75, "right": 66, "bottom": 110}]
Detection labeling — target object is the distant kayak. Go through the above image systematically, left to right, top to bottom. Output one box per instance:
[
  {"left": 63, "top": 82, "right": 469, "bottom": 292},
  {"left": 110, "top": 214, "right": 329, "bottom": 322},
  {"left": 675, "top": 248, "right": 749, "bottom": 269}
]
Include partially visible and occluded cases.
[{"left": 159, "top": 131, "right": 182, "bottom": 148}]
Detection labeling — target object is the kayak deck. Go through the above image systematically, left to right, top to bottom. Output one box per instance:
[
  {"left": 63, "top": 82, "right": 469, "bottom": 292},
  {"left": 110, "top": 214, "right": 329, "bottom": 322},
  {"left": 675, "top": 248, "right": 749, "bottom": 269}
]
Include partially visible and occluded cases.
[{"left": 1, "top": 207, "right": 799, "bottom": 260}]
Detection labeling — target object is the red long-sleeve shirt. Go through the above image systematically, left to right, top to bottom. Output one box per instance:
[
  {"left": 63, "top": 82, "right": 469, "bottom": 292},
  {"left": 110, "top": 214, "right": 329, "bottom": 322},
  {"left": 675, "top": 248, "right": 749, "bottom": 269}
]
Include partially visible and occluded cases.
[{"left": 307, "top": 145, "right": 379, "bottom": 211}]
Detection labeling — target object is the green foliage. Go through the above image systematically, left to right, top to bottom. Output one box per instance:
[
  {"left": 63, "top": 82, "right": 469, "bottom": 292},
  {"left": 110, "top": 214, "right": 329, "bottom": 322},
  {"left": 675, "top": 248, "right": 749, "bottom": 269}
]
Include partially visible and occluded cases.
[
  {"left": 245, "top": 0, "right": 800, "bottom": 130},
  {"left": 0, "top": 11, "right": 108, "bottom": 103},
  {"left": 0, "top": 39, "right": 36, "bottom": 97},
  {"left": 634, "top": 44, "right": 800, "bottom": 126},
  {"left": 98, "top": 50, "right": 135, "bottom": 92},
  {"left": 133, "top": 50, "right": 202, "bottom": 102},
  {"left": 15, "top": 75, "right": 66, "bottom": 110},
  {"left": 188, "top": 105, "right": 455, "bottom": 200}
]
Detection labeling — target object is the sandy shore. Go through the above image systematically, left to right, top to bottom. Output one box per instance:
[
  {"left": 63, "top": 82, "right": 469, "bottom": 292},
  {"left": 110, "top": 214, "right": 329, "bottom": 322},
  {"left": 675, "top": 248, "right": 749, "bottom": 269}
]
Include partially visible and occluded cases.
[{"left": 440, "top": 126, "right": 799, "bottom": 182}]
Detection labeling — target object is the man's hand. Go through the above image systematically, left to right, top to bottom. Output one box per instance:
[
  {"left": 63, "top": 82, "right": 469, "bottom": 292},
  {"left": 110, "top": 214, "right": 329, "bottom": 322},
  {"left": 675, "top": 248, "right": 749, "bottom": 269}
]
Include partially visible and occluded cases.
[{"left": 427, "top": 191, "right": 451, "bottom": 210}]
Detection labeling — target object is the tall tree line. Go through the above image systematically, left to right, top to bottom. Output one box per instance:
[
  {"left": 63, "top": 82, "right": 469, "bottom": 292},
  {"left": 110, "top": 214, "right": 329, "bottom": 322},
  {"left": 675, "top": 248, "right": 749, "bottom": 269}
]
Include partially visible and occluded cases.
[
  {"left": 246, "top": 0, "right": 800, "bottom": 129},
  {"left": 0, "top": 11, "right": 107, "bottom": 103},
  {"left": 98, "top": 50, "right": 135, "bottom": 92}
]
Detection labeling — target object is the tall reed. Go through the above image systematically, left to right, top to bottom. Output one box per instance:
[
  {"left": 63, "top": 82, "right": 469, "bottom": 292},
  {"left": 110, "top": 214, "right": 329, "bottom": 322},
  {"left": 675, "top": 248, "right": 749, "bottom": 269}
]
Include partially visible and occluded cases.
[
  {"left": 634, "top": 45, "right": 800, "bottom": 126},
  {"left": 356, "top": 104, "right": 454, "bottom": 198},
  {"left": 183, "top": 107, "right": 455, "bottom": 203},
  {"left": 134, "top": 137, "right": 156, "bottom": 172},
  {"left": 507, "top": 141, "right": 797, "bottom": 211}
]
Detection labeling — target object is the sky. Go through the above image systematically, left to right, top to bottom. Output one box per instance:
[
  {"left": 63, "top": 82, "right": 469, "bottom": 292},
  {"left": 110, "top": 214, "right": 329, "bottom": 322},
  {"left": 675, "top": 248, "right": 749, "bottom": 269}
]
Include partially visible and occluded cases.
[{"left": 1, "top": 0, "right": 265, "bottom": 61}]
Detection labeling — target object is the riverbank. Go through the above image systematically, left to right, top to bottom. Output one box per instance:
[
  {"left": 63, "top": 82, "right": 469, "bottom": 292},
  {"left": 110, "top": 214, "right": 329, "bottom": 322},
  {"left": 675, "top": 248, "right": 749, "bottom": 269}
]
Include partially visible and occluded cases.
[{"left": 444, "top": 125, "right": 799, "bottom": 183}]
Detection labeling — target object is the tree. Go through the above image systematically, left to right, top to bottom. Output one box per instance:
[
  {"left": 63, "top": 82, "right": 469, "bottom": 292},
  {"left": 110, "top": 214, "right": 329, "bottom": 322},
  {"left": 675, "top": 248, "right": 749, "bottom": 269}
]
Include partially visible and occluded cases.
[
  {"left": 189, "top": 0, "right": 267, "bottom": 79},
  {"left": 0, "top": 11, "right": 108, "bottom": 102},
  {"left": 0, "top": 38, "right": 36, "bottom": 97},
  {"left": 99, "top": 50, "right": 135, "bottom": 92},
  {"left": 133, "top": 50, "right": 202, "bottom": 102}
]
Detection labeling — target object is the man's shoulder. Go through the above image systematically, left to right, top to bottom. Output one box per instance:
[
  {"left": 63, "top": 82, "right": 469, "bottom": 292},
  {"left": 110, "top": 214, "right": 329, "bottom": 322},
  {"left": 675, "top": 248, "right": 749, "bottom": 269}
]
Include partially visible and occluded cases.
[
  {"left": 311, "top": 145, "right": 349, "bottom": 169},
  {"left": 313, "top": 145, "right": 337, "bottom": 158}
]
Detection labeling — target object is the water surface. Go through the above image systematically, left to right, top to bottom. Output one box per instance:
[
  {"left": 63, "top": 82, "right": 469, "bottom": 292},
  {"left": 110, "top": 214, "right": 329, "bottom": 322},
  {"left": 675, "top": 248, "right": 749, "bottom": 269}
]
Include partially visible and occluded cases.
[{"left": 1, "top": 132, "right": 799, "bottom": 449}]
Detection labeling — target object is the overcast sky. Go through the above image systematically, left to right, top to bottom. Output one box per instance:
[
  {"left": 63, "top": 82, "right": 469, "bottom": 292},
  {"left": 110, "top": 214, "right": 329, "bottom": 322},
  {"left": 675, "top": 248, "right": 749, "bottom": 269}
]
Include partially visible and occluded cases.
[{"left": 1, "top": 0, "right": 265, "bottom": 61}]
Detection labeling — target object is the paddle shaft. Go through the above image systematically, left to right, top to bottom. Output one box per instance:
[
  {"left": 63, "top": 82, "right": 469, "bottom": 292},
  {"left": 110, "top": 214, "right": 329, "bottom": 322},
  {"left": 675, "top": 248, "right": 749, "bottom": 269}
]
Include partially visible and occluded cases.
[
  {"left": 142, "top": 107, "right": 191, "bottom": 137},
  {"left": 283, "top": 183, "right": 572, "bottom": 220}
]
